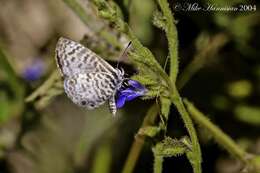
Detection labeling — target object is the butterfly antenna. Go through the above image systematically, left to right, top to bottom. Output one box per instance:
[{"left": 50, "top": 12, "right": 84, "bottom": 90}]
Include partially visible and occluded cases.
[
  {"left": 116, "top": 41, "right": 132, "bottom": 69},
  {"left": 155, "top": 55, "right": 170, "bottom": 104},
  {"left": 157, "top": 55, "right": 169, "bottom": 88},
  {"left": 163, "top": 55, "right": 169, "bottom": 71}
]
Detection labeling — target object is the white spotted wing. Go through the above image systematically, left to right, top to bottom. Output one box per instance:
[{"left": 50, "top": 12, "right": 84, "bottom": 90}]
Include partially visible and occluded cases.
[
  {"left": 55, "top": 37, "right": 124, "bottom": 115},
  {"left": 56, "top": 37, "right": 117, "bottom": 77}
]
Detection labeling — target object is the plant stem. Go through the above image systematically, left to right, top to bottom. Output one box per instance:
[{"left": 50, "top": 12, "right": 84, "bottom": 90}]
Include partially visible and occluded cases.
[
  {"left": 63, "top": 0, "right": 122, "bottom": 49},
  {"left": 63, "top": 0, "right": 91, "bottom": 26},
  {"left": 156, "top": 0, "right": 202, "bottom": 172},
  {"left": 157, "top": 0, "right": 179, "bottom": 83},
  {"left": 90, "top": 1, "right": 202, "bottom": 172},
  {"left": 177, "top": 33, "right": 228, "bottom": 89},
  {"left": 0, "top": 45, "right": 25, "bottom": 117},
  {"left": 0, "top": 46, "right": 22, "bottom": 97},
  {"left": 26, "top": 70, "right": 60, "bottom": 102},
  {"left": 169, "top": 85, "right": 202, "bottom": 173},
  {"left": 184, "top": 99, "right": 250, "bottom": 163},
  {"left": 122, "top": 103, "right": 159, "bottom": 173},
  {"left": 153, "top": 156, "right": 163, "bottom": 173}
]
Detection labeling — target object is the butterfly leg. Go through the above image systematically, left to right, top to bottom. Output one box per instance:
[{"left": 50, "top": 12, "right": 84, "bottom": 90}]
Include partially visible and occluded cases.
[{"left": 108, "top": 96, "right": 117, "bottom": 116}]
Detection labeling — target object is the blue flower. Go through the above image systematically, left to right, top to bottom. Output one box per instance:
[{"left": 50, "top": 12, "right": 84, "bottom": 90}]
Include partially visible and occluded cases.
[
  {"left": 22, "top": 59, "right": 45, "bottom": 81},
  {"left": 116, "top": 79, "right": 147, "bottom": 108}
]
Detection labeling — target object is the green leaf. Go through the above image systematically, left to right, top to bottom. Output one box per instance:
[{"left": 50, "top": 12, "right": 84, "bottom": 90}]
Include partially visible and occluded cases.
[
  {"left": 152, "top": 10, "right": 166, "bottom": 30},
  {"left": 160, "top": 96, "right": 171, "bottom": 120},
  {"left": 138, "top": 126, "right": 161, "bottom": 138},
  {"left": 153, "top": 137, "right": 187, "bottom": 157},
  {"left": 91, "top": 144, "right": 112, "bottom": 173}
]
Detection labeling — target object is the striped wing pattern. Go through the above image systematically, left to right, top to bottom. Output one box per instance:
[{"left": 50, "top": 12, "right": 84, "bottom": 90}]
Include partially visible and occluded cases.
[
  {"left": 55, "top": 37, "right": 124, "bottom": 115},
  {"left": 56, "top": 37, "right": 117, "bottom": 77}
]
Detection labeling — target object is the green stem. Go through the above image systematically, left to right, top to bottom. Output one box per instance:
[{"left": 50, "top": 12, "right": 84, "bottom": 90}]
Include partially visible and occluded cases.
[
  {"left": 63, "top": 0, "right": 122, "bottom": 49},
  {"left": 63, "top": 0, "right": 91, "bottom": 26},
  {"left": 91, "top": 0, "right": 166, "bottom": 77},
  {"left": 156, "top": 0, "right": 201, "bottom": 172},
  {"left": 157, "top": 0, "right": 179, "bottom": 83},
  {"left": 157, "top": 0, "right": 178, "bottom": 133},
  {"left": 90, "top": 1, "right": 202, "bottom": 172},
  {"left": 177, "top": 33, "right": 228, "bottom": 89},
  {"left": 0, "top": 45, "right": 25, "bottom": 117},
  {"left": 0, "top": 46, "right": 21, "bottom": 96},
  {"left": 26, "top": 70, "right": 60, "bottom": 102},
  {"left": 169, "top": 86, "right": 202, "bottom": 173},
  {"left": 184, "top": 99, "right": 250, "bottom": 163},
  {"left": 122, "top": 103, "right": 159, "bottom": 173},
  {"left": 92, "top": 143, "right": 111, "bottom": 173},
  {"left": 153, "top": 156, "right": 163, "bottom": 173}
]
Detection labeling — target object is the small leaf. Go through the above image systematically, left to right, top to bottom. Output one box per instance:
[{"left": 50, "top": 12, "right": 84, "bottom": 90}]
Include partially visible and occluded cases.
[
  {"left": 152, "top": 10, "right": 166, "bottom": 30},
  {"left": 129, "top": 51, "right": 163, "bottom": 76},
  {"left": 131, "top": 74, "right": 158, "bottom": 86},
  {"left": 160, "top": 96, "right": 171, "bottom": 120},
  {"left": 138, "top": 126, "right": 161, "bottom": 137},
  {"left": 180, "top": 136, "right": 192, "bottom": 151},
  {"left": 153, "top": 137, "right": 187, "bottom": 157}
]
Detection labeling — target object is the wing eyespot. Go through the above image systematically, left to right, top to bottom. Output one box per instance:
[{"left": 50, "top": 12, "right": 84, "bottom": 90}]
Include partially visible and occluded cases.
[{"left": 81, "top": 101, "right": 87, "bottom": 106}]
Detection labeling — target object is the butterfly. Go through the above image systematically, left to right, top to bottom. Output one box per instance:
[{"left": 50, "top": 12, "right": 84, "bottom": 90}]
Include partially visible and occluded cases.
[{"left": 55, "top": 37, "right": 125, "bottom": 116}]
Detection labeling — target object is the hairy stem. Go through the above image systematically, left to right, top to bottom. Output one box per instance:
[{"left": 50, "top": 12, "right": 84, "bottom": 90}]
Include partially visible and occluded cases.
[
  {"left": 63, "top": 0, "right": 122, "bottom": 49},
  {"left": 157, "top": 0, "right": 179, "bottom": 83},
  {"left": 157, "top": 0, "right": 202, "bottom": 172},
  {"left": 89, "top": 1, "right": 202, "bottom": 172},
  {"left": 177, "top": 33, "right": 228, "bottom": 89},
  {"left": 169, "top": 85, "right": 202, "bottom": 173},
  {"left": 184, "top": 99, "right": 250, "bottom": 163},
  {"left": 153, "top": 156, "right": 163, "bottom": 173}
]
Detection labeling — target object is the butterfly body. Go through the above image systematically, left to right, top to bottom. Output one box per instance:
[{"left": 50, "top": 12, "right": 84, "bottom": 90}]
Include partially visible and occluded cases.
[{"left": 55, "top": 37, "right": 124, "bottom": 115}]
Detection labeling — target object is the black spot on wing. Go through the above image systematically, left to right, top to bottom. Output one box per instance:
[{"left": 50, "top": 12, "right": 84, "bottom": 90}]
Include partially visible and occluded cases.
[
  {"left": 67, "top": 45, "right": 81, "bottom": 55},
  {"left": 81, "top": 101, "right": 87, "bottom": 105}
]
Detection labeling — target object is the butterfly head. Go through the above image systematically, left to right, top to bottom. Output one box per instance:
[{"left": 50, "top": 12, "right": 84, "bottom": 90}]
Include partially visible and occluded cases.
[{"left": 115, "top": 68, "right": 125, "bottom": 80}]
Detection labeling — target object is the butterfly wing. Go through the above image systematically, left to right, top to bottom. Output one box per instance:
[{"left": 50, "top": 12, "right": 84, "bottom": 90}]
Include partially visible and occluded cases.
[
  {"left": 55, "top": 37, "right": 117, "bottom": 78},
  {"left": 56, "top": 37, "right": 125, "bottom": 115},
  {"left": 64, "top": 72, "right": 119, "bottom": 110}
]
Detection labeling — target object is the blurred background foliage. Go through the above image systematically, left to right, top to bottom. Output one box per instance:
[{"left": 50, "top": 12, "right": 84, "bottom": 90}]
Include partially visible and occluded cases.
[{"left": 0, "top": 0, "right": 259, "bottom": 173}]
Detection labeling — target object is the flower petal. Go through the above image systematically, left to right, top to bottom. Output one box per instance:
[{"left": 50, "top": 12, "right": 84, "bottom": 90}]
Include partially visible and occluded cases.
[
  {"left": 23, "top": 59, "right": 45, "bottom": 81},
  {"left": 116, "top": 79, "right": 147, "bottom": 108},
  {"left": 128, "top": 80, "right": 146, "bottom": 90},
  {"left": 120, "top": 88, "right": 137, "bottom": 95},
  {"left": 125, "top": 92, "right": 143, "bottom": 101},
  {"left": 116, "top": 94, "right": 127, "bottom": 108}
]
